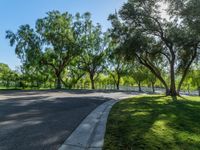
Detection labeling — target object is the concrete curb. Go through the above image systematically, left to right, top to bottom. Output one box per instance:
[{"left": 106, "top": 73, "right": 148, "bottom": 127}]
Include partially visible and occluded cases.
[{"left": 58, "top": 96, "right": 132, "bottom": 150}]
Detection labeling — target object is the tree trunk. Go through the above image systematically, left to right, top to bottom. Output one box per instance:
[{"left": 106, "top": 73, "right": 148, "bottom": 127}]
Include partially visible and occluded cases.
[
  {"left": 138, "top": 58, "right": 169, "bottom": 96},
  {"left": 169, "top": 59, "right": 177, "bottom": 96},
  {"left": 177, "top": 61, "right": 196, "bottom": 95},
  {"left": 177, "top": 73, "right": 186, "bottom": 95},
  {"left": 55, "top": 74, "right": 62, "bottom": 89},
  {"left": 90, "top": 74, "right": 95, "bottom": 89},
  {"left": 116, "top": 75, "right": 120, "bottom": 90},
  {"left": 91, "top": 79, "right": 95, "bottom": 89},
  {"left": 138, "top": 81, "right": 142, "bottom": 92},
  {"left": 116, "top": 82, "right": 119, "bottom": 90},
  {"left": 152, "top": 82, "right": 155, "bottom": 93},
  {"left": 187, "top": 84, "right": 190, "bottom": 95},
  {"left": 198, "top": 87, "right": 200, "bottom": 96}
]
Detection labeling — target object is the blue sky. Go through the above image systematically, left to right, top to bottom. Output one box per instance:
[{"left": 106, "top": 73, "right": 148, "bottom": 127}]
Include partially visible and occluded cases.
[{"left": 0, "top": 0, "right": 126, "bottom": 70}]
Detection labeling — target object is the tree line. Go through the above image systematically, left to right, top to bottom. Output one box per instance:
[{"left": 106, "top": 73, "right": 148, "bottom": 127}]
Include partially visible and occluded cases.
[
  {"left": 2, "top": 0, "right": 200, "bottom": 96},
  {"left": 1, "top": 61, "right": 199, "bottom": 95}
]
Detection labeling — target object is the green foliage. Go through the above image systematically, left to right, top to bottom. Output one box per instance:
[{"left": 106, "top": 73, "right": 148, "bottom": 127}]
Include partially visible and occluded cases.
[
  {"left": 108, "top": 0, "right": 200, "bottom": 96},
  {"left": 3, "top": 2, "right": 200, "bottom": 93},
  {"left": 6, "top": 11, "right": 87, "bottom": 89},
  {"left": 77, "top": 13, "right": 108, "bottom": 89},
  {"left": 6, "top": 25, "right": 41, "bottom": 65},
  {"left": 106, "top": 41, "right": 130, "bottom": 90},
  {"left": 62, "top": 58, "right": 85, "bottom": 89},
  {"left": 0, "top": 63, "right": 19, "bottom": 88},
  {"left": 129, "top": 64, "right": 149, "bottom": 91},
  {"left": 131, "top": 66, "right": 148, "bottom": 84},
  {"left": 184, "top": 68, "right": 200, "bottom": 95},
  {"left": 191, "top": 70, "right": 200, "bottom": 88},
  {"left": 104, "top": 95, "right": 200, "bottom": 150}
]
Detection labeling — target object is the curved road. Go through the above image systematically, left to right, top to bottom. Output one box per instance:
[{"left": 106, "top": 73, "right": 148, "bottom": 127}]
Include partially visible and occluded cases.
[{"left": 0, "top": 90, "right": 134, "bottom": 150}]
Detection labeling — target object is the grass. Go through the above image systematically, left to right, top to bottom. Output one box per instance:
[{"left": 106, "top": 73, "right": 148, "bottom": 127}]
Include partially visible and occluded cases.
[
  {"left": 0, "top": 86, "right": 21, "bottom": 90},
  {"left": 0, "top": 87, "right": 53, "bottom": 90},
  {"left": 103, "top": 95, "right": 200, "bottom": 150}
]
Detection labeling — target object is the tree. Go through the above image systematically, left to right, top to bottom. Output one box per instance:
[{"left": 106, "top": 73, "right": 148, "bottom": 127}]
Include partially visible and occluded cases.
[
  {"left": 109, "top": 0, "right": 200, "bottom": 96},
  {"left": 168, "top": 0, "right": 200, "bottom": 35},
  {"left": 6, "top": 11, "right": 83, "bottom": 89},
  {"left": 77, "top": 13, "right": 107, "bottom": 89},
  {"left": 106, "top": 43, "right": 130, "bottom": 90},
  {"left": 61, "top": 58, "right": 85, "bottom": 89},
  {"left": 0, "top": 63, "right": 19, "bottom": 88},
  {"left": 0, "top": 63, "right": 12, "bottom": 87},
  {"left": 20, "top": 64, "right": 52, "bottom": 89},
  {"left": 130, "top": 64, "right": 147, "bottom": 92},
  {"left": 183, "top": 66, "right": 200, "bottom": 96},
  {"left": 190, "top": 69, "right": 200, "bottom": 96},
  {"left": 146, "top": 70, "right": 157, "bottom": 93}
]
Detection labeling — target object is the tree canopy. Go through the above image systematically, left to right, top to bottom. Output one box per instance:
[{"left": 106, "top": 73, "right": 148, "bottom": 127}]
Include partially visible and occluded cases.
[
  {"left": 108, "top": 0, "right": 200, "bottom": 96},
  {"left": 3, "top": 1, "right": 200, "bottom": 95},
  {"left": 6, "top": 11, "right": 85, "bottom": 89}
]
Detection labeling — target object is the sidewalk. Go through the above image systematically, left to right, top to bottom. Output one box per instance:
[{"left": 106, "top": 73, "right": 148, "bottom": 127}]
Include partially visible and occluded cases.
[{"left": 58, "top": 96, "right": 133, "bottom": 150}]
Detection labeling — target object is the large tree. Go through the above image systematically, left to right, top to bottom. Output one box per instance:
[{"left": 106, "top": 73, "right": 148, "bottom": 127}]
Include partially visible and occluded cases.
[
  {"left": 109, "top": 0, "right": 200, "bottom": 96},
  {"left": 6, "top": 11, "right": 83, "bottom": 89},
  {"left": 77, "top": 13, "right": 108, "bottom": 89},
  {"left": 106, "top": 44, "right": 130, "bottom": 90},
  {"left": 61, "top": 58, "right": 85, "bottom": 89},
  {"left": 130, "top": 64, "right": 148, "bottom": 92},
  {"left": 148, "top": 72, "right": 157, "bottom": 93}
]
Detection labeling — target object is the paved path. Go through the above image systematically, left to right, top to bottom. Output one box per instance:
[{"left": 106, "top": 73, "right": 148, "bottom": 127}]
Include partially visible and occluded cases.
[
  {"left": 0, "top": 90, "right": 135, "bottom": 150},
  {"left": 59, "top": 100, "right": 119, "bottom": 150}
]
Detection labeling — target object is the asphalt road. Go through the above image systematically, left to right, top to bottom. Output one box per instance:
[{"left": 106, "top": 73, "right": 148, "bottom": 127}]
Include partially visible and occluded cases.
[{"left": 0, "top": 92, "right": 108, "bottom": 150}]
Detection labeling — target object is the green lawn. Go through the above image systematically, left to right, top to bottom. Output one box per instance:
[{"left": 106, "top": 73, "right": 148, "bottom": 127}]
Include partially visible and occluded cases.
[
  {"left": 0, "top": 86, "right": 21, "bottom": 90},
  {"left": 103, "top": 95, "right": 200, "bottom": 150}
]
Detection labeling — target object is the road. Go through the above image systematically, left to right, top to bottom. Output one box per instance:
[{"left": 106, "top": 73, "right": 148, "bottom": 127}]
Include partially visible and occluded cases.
[{"left": 0, "top": 90, "right": 135, "bottom": 150}]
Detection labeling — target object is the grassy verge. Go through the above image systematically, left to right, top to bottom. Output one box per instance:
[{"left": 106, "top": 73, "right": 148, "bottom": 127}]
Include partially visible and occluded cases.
[
  {"left": 0, "top": 87, "right": 21, "bottom": 90},
  {"left": 103, "top": 95, "right": 200, "bottom": 150}
]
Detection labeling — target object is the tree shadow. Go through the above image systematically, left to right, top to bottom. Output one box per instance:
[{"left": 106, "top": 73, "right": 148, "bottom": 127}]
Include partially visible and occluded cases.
[
  {"left": 0, "top": 89, "right": 137, "bottom": 97},
  {"left": 0, "top": 95, "right": 108, "bottom": 150},
  {"left": 105, "top": 95, "right": 200, "bottom": 150}
]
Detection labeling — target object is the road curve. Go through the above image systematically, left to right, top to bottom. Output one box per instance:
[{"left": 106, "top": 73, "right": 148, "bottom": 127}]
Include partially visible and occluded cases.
[{"left": 0, "top": 95, "right": 107, "bottom": 150}]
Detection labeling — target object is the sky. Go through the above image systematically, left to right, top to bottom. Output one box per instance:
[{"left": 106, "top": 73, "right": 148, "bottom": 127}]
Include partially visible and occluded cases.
[{"left": 0, "top": 0, "right": 127, "bottom": 70}]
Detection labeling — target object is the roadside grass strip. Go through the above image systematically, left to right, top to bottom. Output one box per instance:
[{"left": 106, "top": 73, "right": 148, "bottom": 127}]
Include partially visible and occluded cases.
[{"left": 103, "top": 95, "right": 200, "bottom": 150}]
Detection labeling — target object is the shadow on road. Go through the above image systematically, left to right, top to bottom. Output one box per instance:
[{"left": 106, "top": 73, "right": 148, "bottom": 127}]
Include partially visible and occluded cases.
[{"left": 0, "top": 95, "right": 108, "bottom": 150}]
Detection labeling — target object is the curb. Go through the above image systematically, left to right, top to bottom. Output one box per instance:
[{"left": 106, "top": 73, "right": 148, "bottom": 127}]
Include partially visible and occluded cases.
[{"left": 58, "top": 96, "right": 133, "bottom": 150}]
